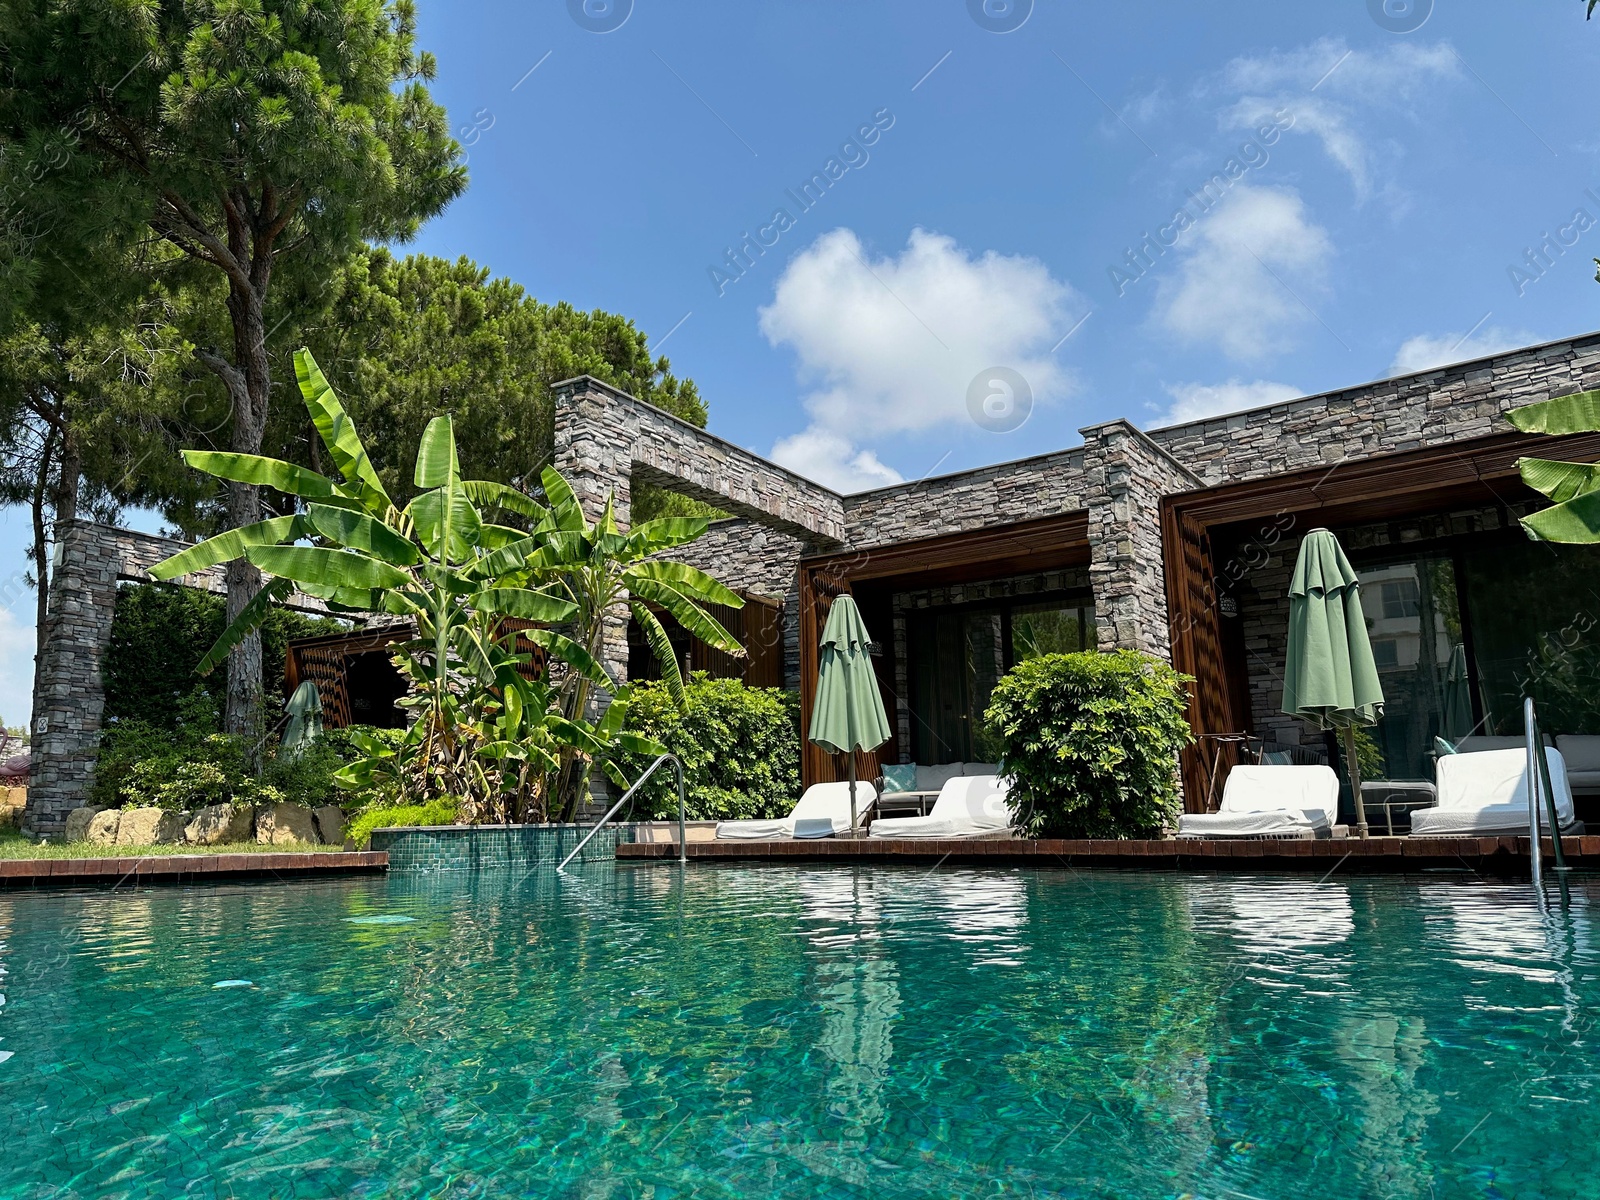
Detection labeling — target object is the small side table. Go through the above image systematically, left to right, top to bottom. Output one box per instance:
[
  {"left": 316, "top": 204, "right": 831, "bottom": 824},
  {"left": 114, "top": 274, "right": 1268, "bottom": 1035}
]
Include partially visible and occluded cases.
[{"left": 1360, "top": 780, "right": 1438, "bottom": 835}]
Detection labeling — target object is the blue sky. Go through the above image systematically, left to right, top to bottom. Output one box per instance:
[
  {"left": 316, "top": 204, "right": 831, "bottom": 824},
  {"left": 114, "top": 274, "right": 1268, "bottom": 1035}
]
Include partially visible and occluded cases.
[{"left": 3, "top": 0, "right": 1599, "bottom": 721}]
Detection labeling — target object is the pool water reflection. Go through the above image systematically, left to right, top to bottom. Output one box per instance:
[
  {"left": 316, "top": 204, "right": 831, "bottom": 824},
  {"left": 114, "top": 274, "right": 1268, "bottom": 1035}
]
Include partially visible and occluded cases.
[{"left": 1, "top": 867, "right": 1596, "bottom": 1198}]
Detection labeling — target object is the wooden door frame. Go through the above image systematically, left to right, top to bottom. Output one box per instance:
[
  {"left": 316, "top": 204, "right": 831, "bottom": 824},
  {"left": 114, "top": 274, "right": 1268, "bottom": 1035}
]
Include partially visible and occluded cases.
[
  {"left": 1161, "top": 428, "right": 1600, "bottom": 809},
  {"left": 797, "top": 513, "right": 1093, "bottom": 786}
]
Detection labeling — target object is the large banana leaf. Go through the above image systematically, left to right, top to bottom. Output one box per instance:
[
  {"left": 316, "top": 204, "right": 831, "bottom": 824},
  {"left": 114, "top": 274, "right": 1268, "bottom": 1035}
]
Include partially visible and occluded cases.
[
  {"left": 295, "top": 348, "right": 392, "bottom": 515},
  {"left": 1506, "top": 388, "right": 1600, "bottom": 435},
  {"left": 414, "top": 415, "right": 463, "bottom": 489},
  {"left": 181, "top": 451, "right": 341, "bottom": 499},
  {"left": 1516, "top": 456, "right": 1600, "bottom": 504},
  {"left": 540, "top": 466, "right": 588, "bottom": 532},
  {"left": 463, "top": 479, "right": 550, "bottom": 524},
  {"left": 408, "top": 486, "right": 482, "bottom": 563},
  {"left": 1519, "top": 489, "right": 1600, "bottom": 542},
  {"left": 303, "top": 503, "right": 421, "bottom": 566},
  {"left": 149, "top": 514, "right": 310, "bottom": 581},
  {"left": 623, "top": 517, "right": 712, "bottom": 558},
  {"left": 245, "top": 544, "right": 412, "bottom": 591},
  {"left": 626, "top": 560, "right": 744, "bottom": 608},
  {"left": 626, "top": 576, "right": 743, "bottom": 655},
  {"left": 471, "top": 587, "right": 578, "bottom": 623},
  {"left": 630, "top": 600, "right": 685, "bottom": 705},
  {"left": 525, "top": 629, "right": 613, "bottom": 688}
]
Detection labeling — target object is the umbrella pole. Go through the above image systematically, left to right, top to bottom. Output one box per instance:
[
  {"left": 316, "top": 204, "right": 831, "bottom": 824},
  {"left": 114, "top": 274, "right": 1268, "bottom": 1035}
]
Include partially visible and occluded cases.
[
  {"left": 1342, "top": 725, "right": 1369, "bottom": 840},
  {"left": 847, "top": 753, "right": 858, "bottom": 839}
]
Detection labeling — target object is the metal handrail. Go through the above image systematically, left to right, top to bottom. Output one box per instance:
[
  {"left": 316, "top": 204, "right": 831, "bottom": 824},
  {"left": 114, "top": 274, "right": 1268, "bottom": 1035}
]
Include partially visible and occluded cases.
[
  {"left": 1523, "top": 697, "right": 1570, "bottom": 890},
  {"left": 557, "top": 753, "right": 687, "bottom": 871}
]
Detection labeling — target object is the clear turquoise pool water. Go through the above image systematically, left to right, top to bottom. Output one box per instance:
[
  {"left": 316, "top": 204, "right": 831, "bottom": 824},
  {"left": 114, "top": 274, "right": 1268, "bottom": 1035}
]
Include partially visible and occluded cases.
[{"left": 2, "top": 866, "right": 1597, "bottom": 1199}]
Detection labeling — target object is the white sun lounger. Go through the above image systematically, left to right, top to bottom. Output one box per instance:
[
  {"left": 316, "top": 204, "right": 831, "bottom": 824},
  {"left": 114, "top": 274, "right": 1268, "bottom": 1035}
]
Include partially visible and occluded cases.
[
  {"left": 1410, "top": 747, "right": 1578, "bottom": 836},
  {"left": 1176, "top": 764, "right": 1340, "bottom": 839},
  {"left": 868, "top": 775, "right": 1015, "bottom": 839},
  {"left": 715, "top": 781, "right": 878, "bottom": 840}
]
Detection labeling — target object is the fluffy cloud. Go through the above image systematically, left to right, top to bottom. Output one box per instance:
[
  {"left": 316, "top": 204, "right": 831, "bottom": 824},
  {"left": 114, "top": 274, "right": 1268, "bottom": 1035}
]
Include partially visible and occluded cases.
[
  {"left": 1212, "top": 38, "right": 1459, "bottom": 202},
  {"left": 1154, "top": 185, "right": 1333, "bottom": 360},
  {"left": 760, "top": 227, "right": 1083, "bottom": 492},
  {"left": 1390, "top": 325, "right": 1536, "bottom": 376},
  {"left": 1148, "top": 378, "right": 1303, "bottom": 428},
  {"left": 0, "top": 603, "right": 34, "bottom": 733}
]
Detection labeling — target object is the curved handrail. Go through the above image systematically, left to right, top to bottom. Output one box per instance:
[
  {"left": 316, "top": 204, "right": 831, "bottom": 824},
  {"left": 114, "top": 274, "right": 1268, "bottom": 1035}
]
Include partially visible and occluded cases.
[
  {"left": 1523, "top": 697, "right": 1569, "bottom": 887},
  {"left": 557, "top": 753, "right": 687, "bottom": 871}
]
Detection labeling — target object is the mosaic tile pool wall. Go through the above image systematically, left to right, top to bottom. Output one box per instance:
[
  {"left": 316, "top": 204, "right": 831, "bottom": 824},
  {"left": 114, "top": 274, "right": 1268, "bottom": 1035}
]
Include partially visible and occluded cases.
[{"left": 370, "top": 824, "right": 621, "bottom": 871}]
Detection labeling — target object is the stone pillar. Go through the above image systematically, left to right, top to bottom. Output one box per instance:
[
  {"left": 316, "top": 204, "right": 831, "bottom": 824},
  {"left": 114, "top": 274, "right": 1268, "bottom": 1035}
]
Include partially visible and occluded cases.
[
  {"left": 552, "top": 377, "right": 639, "bottom": 693},
  {"left": 1080, "top": 420, "right": 1202, "bottom": 659},
  {"left": 22, "top": 521, "right": 122, "bottom": 835}
]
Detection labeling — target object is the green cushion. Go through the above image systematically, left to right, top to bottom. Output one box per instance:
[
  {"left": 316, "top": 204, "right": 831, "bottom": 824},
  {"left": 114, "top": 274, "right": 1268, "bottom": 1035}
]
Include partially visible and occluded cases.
[
  {"left": 1433, "top": 736, "right": 1458, "bottom": 756},
  {"left": 881, "top": 764, "right": 917, "bottom": 793}
]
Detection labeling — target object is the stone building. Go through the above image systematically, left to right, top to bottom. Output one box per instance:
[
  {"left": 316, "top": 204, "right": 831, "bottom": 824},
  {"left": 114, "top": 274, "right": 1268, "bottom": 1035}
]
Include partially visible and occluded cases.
[{"left": 24, "top": 331, "right": 1600, "bottom": 832}]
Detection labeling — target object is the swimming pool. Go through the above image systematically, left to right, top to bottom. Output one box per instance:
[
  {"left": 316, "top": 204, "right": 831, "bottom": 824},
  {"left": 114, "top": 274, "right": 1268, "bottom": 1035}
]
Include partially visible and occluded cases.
[{"left": 2, "top": 865, "right": 1595, "bottom": 1198}]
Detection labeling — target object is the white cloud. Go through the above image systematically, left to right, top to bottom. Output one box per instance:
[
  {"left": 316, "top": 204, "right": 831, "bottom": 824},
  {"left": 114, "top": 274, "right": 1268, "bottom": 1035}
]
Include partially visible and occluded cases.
[
  {"left": 1212, "top": 38, "right": 1459, "bottom": 202},
  {"left": 1155, "top": 184, "right": 1333, "bottom": 360},
  {"left": 760, "top": 227, "right": 1083, "bottom": 492},
  {"left": 1389, "top": 326, "right": 1537, "bottom": 376},
  {"left": 1149, "top": 378, "right": 1303, "bottom": 428},
  {"left": 769, "top": 427, "right": 904, "bottom": 493},
  {"left": 0, "top": 603, "right": 34, "bottom": 732}
]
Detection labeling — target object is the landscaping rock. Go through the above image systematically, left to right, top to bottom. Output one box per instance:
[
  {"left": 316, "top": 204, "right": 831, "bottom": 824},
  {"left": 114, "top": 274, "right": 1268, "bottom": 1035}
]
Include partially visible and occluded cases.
[
  {"left": 256, "top": 802, "right": 318, "bottom": 845},
  {"left": 185, "top": 804, "right": 255, "bottom": 846},
  {"left": 312, "top": 805, "right": 344, "bottom": 846},
  {"left": 63, "top": 806, "right": 106, "bottom": 843},
  {"left": 115, "top": 807, "right": 184, "bottom": 847},
  {"left": 86, "top": 809, "right": 123, "bottom": 845}
]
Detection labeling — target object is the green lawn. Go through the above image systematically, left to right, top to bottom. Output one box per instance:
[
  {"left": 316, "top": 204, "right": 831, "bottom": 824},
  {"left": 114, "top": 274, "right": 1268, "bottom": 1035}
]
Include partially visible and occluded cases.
[{"left": 0, "top": 832, "right": 346, "bottom": 860}]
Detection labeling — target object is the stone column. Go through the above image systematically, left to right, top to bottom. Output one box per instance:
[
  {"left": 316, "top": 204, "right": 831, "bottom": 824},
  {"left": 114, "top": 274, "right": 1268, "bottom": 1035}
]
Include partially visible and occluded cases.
[
  {"left": 552, "top": 377, "right": 640, "bottom": 694},
  {"left": 1080, "top": 420, "right": 1202, "bottom": 659},
  {"left": 22, "top": 521, "right": 122, "bottom": 835}
]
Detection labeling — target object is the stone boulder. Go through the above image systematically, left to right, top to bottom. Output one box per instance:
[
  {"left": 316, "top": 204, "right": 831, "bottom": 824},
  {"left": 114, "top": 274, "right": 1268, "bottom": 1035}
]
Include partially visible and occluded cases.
[
  {"left": 256, "top": 802, "right": 318, "bottom": 846},
  {"left": 185, "top": 804, "right": 255, "bottom": 846},
  {"left": 312, "top": 805, "right": 345, "bottom": 846},
  {"left": 63, "top": 806, "right": 106, "bottom": 843},
  {"left": 115, "top": 807, "right": 184, "bottom": 847},
  {"left": 86, "top": 809, "right": 123, "bottom": 845}
]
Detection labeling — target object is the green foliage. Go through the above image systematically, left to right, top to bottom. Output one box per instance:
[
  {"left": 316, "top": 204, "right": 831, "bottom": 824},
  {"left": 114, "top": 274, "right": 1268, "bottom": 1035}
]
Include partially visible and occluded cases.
[
  {"left": 302, "top": 249, "right": 709, "bottom": 509},
  {"left": 152, "top": 349, "right": 728, "bottom": 822},
  {"left": 1507, "top": 389, "right": 1600, "bottom": 542},
  {"left": 103, "top": 582, "right": 343, "bottom": 730},
  {"left": 984, "top": 651, "right": 1194, "bottom": 839},
  {"left": 618, "top": 674, "right": 801, "bottom": 821},
  {"left": 93, "top": 692, "right": 363, "bottom": 811},
  {"left": 344, "top": 798, "right": 461, "bottom": 850}
]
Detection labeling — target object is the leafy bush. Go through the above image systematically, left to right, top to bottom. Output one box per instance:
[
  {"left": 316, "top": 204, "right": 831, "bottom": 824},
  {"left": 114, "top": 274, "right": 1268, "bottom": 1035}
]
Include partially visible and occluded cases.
[
  {"left": 103, "top": 581, "right": 345, "bottom": 731},
  {"left": 984, "top": 650, "right": 1193, "bottom": 839},
  {"left": 618, "top": 674, "right": 800, "bottom": 821},
  {"left": 91, "top": 695, "right": 372, "bottom": 812},
  {"left": 345, "top": 799, "right": 461, "bottom": 849}
]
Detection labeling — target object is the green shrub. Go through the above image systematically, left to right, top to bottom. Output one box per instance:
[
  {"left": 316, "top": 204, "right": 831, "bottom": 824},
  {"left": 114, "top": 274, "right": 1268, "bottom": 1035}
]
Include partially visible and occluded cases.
[
  {"left": 102, "top": 581, "right": 346, "bottom": 732},
  {"left": 984, "top": 650, "right": 1193, "bottom": 839},
  {"left": 618, "top": 674, "right": 800, "bottom": 821},
  {"left": 345, "top": 799, "right": 460, "bottom": 849}
]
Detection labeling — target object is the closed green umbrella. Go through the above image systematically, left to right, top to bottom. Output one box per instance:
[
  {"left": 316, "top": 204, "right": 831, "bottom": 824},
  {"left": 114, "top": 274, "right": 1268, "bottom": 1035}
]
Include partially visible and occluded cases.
[
  {"left": 1281, "top": 528, "right": 1386, "bottom": 838},
  {"left": 810, "top": 595, "right": 892, "bottom": 835},
  {"left": 281, "top": 681, "right": 324, "bottom": 761}
]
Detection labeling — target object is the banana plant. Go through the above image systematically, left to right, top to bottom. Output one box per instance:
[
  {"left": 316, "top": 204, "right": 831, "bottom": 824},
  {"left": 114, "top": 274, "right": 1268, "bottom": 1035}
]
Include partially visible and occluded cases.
[
  {"left": 151, "top": 346, "right": 732, "bottom": 821},
  {"left": 1509, "top": 389, "right": 1600, "bottom": 542},
  {"left": 505, "top": 465, "right": 748, "bottom": 820}
]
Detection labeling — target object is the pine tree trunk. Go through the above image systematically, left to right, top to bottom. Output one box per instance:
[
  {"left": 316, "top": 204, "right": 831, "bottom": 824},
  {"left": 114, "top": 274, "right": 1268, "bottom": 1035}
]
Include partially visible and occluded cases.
[{"left": 27, "top": 426, "right": 56, "bottom": 735}]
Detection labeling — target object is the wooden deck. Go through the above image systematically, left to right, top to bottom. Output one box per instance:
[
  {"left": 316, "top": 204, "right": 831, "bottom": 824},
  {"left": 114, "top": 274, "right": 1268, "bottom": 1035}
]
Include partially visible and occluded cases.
[
  {"left": 618, "top": 836, "right": 1600, "bottom": 874},
  {"left": 0, "top": 851, "right": 388, "bottom": 889}
]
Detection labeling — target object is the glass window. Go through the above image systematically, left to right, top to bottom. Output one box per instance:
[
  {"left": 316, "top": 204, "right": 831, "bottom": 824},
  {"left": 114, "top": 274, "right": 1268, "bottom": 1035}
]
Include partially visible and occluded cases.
[{"left": 1011, "top": 603, "right": 1094, "bottom": 661}]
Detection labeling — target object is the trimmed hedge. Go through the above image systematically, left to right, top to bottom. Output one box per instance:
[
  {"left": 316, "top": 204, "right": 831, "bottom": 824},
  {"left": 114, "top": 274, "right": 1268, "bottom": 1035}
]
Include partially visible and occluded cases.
[
  {"left": 103, "top": 582, "right": 345, "bottom": 731},
  {"left": 984, "top": 650, "right": 1193, "bottom": 839},
  {"left": 618, "top": 674, "right": 800, "bottom": 821}
]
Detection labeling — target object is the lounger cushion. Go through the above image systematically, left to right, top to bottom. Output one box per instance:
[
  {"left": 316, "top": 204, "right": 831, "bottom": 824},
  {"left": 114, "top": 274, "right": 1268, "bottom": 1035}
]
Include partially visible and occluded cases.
[
  {"left": 1455, "top": 735, "right": 1550, "bottom": 753},
  {"left": 1555, "top": 735, "right": 1600, "bottom": 775},
  {"left": 1411, "top": 747, "right": 1574, "bottom": 836},
  {"left": 914, "top": 763, "right": 964, "bottom": 793},
  {"left": 1176, "top": 764, "right": 1339, "bottom": 839},
  {"left": 870, "top": 776, "right": 1014, "bottom": 839},
  {"left": 715, "top": 781, "right": 878, "bottom": 840}
]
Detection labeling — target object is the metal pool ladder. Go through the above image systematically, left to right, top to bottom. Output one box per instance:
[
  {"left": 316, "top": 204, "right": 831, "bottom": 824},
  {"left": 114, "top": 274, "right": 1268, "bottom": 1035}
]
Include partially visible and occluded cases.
[
  {"left": 1523, "top": 696, "right": 1570, "bottom": 891},
  {"left": 557, "top": 753, "right": 688, "bottom": 870}
]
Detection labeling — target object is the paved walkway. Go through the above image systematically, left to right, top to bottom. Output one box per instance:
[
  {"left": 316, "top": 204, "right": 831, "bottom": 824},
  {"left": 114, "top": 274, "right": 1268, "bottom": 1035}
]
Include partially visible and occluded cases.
[{"left": 0, "top": 851, "right": 388, "bottom": 889}]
